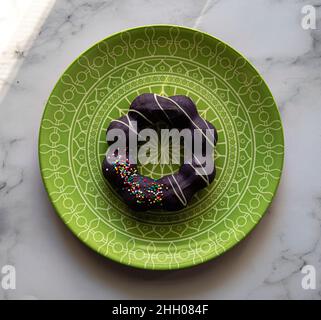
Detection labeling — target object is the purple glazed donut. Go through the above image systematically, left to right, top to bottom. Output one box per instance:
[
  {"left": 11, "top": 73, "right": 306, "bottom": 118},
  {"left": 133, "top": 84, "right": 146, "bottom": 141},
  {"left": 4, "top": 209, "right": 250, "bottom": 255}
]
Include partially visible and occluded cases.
[{"left": 102, "top": 93, "right": 218, "bottom": 211}]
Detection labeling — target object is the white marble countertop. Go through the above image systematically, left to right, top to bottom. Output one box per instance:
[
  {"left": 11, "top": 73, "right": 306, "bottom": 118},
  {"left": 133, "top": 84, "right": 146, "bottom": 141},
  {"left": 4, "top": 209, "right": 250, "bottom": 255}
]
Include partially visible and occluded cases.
[{"left": 0, "top": 0, "right": 321, "bottom": 300}]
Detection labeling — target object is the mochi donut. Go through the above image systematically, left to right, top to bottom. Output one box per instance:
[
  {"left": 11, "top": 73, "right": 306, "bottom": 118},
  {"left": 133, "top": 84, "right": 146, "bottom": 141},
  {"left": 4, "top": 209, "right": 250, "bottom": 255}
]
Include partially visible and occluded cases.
[{"left": 102, "top": 93, "right": 218, "bottom": 211}]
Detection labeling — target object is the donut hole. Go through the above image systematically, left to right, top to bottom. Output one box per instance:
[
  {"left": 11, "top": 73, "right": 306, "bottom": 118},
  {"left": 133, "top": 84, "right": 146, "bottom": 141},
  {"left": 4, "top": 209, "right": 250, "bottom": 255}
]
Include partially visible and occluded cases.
[{"left": 137, "top": 120, "right": 187, "bottom": 179}]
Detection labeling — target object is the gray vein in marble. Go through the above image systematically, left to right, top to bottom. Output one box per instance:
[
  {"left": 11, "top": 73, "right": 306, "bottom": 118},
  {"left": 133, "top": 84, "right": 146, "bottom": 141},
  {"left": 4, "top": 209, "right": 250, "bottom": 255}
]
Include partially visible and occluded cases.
[
  {"left": 0, "top": 0, "right": 321, "bottom": 299},
  {"left": 193, "top": 0, "right": 216, "bottom": 29},
  {"left": 34, "top": 1, "right": 116, "bottom": 50},
  {"left": 248, "top": 196, "right": 321, "bottom": 299}
]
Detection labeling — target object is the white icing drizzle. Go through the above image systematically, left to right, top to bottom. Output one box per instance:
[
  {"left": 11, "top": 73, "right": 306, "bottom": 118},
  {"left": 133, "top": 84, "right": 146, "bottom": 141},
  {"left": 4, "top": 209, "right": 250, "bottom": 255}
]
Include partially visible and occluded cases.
[
  {"left": 154, "top": 94, "right": 172, "bottom": 124},
  {"left": 157, "top": 95, "right": 215, "bottom": 147},
  {"left": 128, "top": 109, "right": 153, "bottom": 125},
  {"left": 126, "top": 114, "right": 136, "bottom": 132},
  {"left": 202, "top": 117, "right": 216, "bottom": 143},
  {"left": 112, "top": 118, "right": 141, "bottom": 138},
  {"left": 188, "top": 154, "right": 210, "bottom": 185},
  {"left": 168, "top": 174, "right": 187, "bottom": 206}
]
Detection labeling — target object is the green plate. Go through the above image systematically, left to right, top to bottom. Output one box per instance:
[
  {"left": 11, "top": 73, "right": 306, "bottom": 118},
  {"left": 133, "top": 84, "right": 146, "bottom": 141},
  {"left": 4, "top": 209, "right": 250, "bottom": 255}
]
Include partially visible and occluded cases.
[{"left": 39, "top": 25, "right": 284, "bottom": 270}]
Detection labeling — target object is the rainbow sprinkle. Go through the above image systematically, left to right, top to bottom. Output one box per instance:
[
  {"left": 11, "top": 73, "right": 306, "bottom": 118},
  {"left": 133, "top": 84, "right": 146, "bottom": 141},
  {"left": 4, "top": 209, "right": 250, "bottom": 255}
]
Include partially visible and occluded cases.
[{"left": 111, "top": 157, "right": 166, "bottom": 206}]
